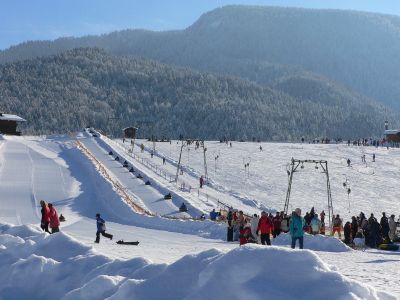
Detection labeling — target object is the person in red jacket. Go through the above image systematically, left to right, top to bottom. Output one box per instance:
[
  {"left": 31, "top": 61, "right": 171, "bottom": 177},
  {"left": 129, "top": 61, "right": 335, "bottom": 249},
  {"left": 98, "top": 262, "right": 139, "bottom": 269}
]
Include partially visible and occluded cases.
[
  {"left": 40, "top": 200, "right": 50, "bottom": 233},
  {"left": 48, "top": 203, "right": 60, "bottom": 233},
  {"left": 257, "top": 211, "right": 273, "bottom": 245},
  {"left": 272, "top": 212, "right": 282, "bottom": 238},
  {"left": 239, "top": 223, "right": 256, "bottom": 245}
]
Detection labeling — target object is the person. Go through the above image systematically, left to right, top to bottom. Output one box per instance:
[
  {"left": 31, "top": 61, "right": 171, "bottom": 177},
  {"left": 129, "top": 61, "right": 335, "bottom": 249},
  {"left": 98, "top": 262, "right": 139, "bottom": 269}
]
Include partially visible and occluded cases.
[
  {"left": 140, "top": 144, "right": 144, "bottom": 152},
  {"left": 259, "top": 145, "right": 263, "bottom": 152},
  {"left": 150, "top": 151, "right": 154, "bottom": 158},
  {"left": 372, "top": 153, "right": 376, "bottom": 162},
  {"left": 163, "top": 157, "right": 166, "bottom": 165},
  {"left": 347, "top": 159, "right": 351, "bottom": 167},
  {"left": 200, "top": 175, "right": 204, "bottom": 188},
  {"left": 40, "top": 200, "right": 50, "bottom": 233},
  {"left": 179, "top": 202, "right": 187, "bottom": 212},
  {"left": 48, "top": 203, "right": 60, "bottom": 233},
  {"left": 289, "top": 208, "right": 305, "bottom": 249},
  {"left": 210, "top": 209, "right": 218, "bottom": 221},
  {"left": 227, "top": 209, "right": 233, "bottom": 227},
  {"left": 320, "top": 210, "right": 325, "bottom": 224},
  {"left": 238, "top": 211, "right": 245, "bottom": 231},
  {"left": 257, "top": 211, "right": 273, "bottom": 245},
  {"left": 272, "top": 212, "right": 282, "bottom": 238},
  {"left": 380, "top": 212, "right": 390, "bottom": 240},
  {"left": 95, "top": 213, "right": 113, "bottom": 243},
  {"left": 281, "top": 213, "right": 290, "bottom": 233},
  {"left": 59, "top": 214, "right": 66, "bottom": 222},
  {"left": 250, "top": 214, "right": 260, "bottom": 243},
  {"left": 310, "top": 214, "right": 321, "bottom": 235},
  {"left": 332, "top": 214, "right": 342, "bottom": 238},
  {"left": 389, "top": 215, "right": 397, "bottom": 242},
  {"left": 351, "top": 216, "right": 358, "bottom": 242},
  {"left": 366, "top": 218, "right": 382, "bottom": 248},
  {"left": 343, "top": 221, "right": 352, "bottom": 244},
  {"left": 239, "top": 222, "right": 256, "bottom": 246},
  {"left": 353, "top": 229, "right": 365, "bottom": 249}
]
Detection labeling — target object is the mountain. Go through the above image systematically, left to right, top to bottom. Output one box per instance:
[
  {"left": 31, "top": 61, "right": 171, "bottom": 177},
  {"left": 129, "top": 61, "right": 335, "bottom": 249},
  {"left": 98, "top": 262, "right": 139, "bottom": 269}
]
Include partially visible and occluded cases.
[
  {"left": 1, "top": 6, "right": 400, "bottom": 110},
  {"left": 0, "top": 48, "right": 396, "bottom": 140}
]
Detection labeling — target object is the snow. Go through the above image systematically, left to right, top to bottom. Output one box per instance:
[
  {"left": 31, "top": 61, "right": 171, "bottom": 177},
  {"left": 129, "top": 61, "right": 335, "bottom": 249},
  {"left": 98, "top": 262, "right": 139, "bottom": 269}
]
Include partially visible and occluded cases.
[
  {"left": 0, "top": 113, "right": 26, "bottom": 122},
  {"left": 0, "top": 133, "right": 398, "bottom": 298},
  {"left": 0, "top": 223, "right": 395, "bottom": 300},
  {"left": 272, "top": 232, "right": 352, "bottom": 252}
]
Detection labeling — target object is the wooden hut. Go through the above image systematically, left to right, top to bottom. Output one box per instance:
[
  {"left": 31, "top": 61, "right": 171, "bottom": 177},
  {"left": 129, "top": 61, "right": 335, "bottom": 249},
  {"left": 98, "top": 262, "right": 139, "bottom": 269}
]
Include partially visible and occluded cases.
[
  {"left": 0, "top": 113, "right": 26, "bottom": 135},
  {"left": 384, "top": 121, "right": 400, "bottom": 143}
]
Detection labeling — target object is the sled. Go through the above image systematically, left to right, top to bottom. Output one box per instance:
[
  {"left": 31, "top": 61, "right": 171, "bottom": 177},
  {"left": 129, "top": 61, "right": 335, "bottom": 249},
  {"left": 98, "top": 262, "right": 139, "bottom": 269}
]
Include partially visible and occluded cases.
[
  {"left": 352, "top": 237, "right": 366, "bottom": 251},
  {"left": 116, "top": 240, "right": 139, "bottom": 246},
  {"left": 378, "top": 243, "right": 399, "bottom": 251}
]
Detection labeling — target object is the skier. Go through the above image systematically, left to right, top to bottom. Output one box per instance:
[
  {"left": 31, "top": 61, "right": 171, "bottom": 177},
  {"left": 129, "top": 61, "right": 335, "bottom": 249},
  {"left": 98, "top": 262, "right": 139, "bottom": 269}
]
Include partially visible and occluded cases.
[
  {"left": 259, "top": 145, "right": 263, "bottom": 152},
  {"left": 151, "top": 151, "right": 154, "bottom": 158},
  {"left": 372, "top": 153, "right": 376, "bottom": 162},
  {"left": 163, "top": 157, "right": 166, "bottom": 165},
  {"left": 347, "top": 159, "right": 351, "bottom": 167},
  {"left": 200, "top": 175, "right": 204, "bottom": 188},
  {"left": 39, "top": 200, "right": 51, "bottom": 233},
  {"left": 48, "top": 203, "right": 60, "bottom": 233},
  {"left": 289, "top": 208, "right": 305, "bottom": 249},
  {"left": 257, "top": 211, "right": 273, "bottom": 245},
  {"left": 95, "top": 213, "right": 113, "bottom": 243},
  {"left": 310, "top": 214, "right": 321, "bottom": 235}
]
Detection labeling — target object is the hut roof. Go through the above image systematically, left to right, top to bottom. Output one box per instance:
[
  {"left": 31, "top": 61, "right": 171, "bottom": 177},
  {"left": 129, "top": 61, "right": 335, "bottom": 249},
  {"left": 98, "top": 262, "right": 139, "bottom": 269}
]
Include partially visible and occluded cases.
[{"left": 0, "top": 113, "right": 26, "bottom": 122}]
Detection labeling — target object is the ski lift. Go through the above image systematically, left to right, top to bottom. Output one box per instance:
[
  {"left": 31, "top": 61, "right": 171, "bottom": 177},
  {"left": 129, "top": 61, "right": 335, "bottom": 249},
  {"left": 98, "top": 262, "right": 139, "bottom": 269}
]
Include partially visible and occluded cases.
[{"left": 315, "top": 163, "right": 319, "bottom": 170}]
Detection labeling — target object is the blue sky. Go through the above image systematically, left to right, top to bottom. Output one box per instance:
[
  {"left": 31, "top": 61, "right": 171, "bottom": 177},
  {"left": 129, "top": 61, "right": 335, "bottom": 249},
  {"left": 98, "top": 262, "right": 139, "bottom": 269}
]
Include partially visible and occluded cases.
[{"left": 1, "top": 0, "right": 400, "bottom": 50}]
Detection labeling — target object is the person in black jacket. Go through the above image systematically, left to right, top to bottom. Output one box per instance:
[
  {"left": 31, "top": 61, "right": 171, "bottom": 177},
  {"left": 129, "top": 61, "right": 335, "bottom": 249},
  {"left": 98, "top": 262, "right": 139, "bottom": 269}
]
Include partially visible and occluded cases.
[
  {"left": 380, "top": 212, "right": 390, "bottom": 240},
  {"left": 351, "top": 216, "right": 358, "bottom": 242},
  {"left": 343, "top": 222, "right": 352, "bottom": 244}
]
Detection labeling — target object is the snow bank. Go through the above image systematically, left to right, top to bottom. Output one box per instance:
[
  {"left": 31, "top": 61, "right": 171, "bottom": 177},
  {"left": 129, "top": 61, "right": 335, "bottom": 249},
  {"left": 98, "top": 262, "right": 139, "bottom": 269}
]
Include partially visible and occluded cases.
[
  {"left": 0, "top": 223, "right": 394, "bottom": 300},
  {"left": 273, "top": 233, "right": 352, "bottom": 252}
]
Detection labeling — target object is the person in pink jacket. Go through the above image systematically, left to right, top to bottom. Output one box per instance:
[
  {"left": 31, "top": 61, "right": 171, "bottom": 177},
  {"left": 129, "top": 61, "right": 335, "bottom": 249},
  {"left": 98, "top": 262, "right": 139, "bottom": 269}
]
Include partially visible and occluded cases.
[
  {"left": 40, "top": 200, "right": 51, "bottom": 233},
  {"left": 48, "top": 203, "right": 60, "bottom": 233}
]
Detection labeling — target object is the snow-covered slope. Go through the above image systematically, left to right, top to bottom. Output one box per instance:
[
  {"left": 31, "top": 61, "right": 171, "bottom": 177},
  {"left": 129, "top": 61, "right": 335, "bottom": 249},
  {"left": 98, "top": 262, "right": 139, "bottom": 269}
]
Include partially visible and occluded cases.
[
  {"left": 0, "top": 134, "right": 398, "bottom": 298},
  {"left": 134, "top": 139, "right": 400, "bottom": 221}
]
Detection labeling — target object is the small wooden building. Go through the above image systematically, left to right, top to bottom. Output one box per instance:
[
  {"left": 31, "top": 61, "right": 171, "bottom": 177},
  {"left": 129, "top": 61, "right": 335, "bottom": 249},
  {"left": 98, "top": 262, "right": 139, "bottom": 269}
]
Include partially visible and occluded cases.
[
  {"left": 0, "top": 113, "right": 26, "bottom": 135},
  {"left": 123, "top": 127, "right": 138, "bottom": 139},
  {"left": 384, "top": 129, "right": 400, "bottom": 143}
]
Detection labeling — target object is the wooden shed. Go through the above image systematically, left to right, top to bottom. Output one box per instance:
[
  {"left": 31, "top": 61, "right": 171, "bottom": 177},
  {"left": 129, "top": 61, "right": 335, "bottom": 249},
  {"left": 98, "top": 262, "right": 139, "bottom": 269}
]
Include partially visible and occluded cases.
[
  {"left": 0, "top": 113, "right": 26, "bottom": 135},
  {"left": 123, "top": 127, "right": 138, "bottom": 139},
  {"left": 384, "top": 129, "right": 400, "bottom": 143}
]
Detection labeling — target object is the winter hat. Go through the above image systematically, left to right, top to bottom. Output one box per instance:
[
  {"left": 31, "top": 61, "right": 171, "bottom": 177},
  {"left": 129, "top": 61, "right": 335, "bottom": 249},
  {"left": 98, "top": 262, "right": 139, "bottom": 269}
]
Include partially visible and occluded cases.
[{"left": 96, "top": 213, "right": 100, "bottom": 217}]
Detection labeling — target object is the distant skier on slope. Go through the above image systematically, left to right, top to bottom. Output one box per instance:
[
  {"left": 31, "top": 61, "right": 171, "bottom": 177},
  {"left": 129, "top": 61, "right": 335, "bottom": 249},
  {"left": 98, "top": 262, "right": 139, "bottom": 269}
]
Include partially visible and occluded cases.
[{"left": 95, "top": 213, "right": 113, "bottom": 243}]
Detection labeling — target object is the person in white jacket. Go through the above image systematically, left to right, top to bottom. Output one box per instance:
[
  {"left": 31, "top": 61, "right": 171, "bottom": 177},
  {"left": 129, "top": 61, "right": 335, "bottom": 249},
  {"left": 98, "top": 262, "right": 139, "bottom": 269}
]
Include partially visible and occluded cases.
[
  {"left": 250, "top": 214, "right": 260, "bottom": 243},
  {"left": 310, "top": 214, "right": 321, "bottom": 235},
  {"left": 389, "top": 214, "right": 397, "bottom": 242}
]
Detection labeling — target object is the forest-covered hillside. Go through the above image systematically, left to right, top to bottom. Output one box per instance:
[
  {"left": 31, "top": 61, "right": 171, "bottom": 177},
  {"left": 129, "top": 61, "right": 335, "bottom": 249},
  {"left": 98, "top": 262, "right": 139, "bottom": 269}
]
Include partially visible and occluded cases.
[
  {"left": 1, "top": 6, "right": 400, "bottom": 109},
  {"left": 0, "top": 48, "right": 395, "bottom": 140}
]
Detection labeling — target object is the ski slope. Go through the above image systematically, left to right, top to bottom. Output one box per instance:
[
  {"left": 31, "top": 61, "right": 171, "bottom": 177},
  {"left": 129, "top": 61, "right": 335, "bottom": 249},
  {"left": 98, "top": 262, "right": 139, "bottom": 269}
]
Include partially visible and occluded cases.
[
  {"left": 0, "top": 133, "right": 398, "bottom": 298},
  {"left": 135, "top": 138, "right": 400, "bottom": 221}
]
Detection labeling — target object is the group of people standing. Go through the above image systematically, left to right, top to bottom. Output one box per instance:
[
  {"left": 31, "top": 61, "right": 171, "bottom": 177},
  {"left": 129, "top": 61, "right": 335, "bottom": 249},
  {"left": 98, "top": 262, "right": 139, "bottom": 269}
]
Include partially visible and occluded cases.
[
  {"left": 39, "top": 200, "right": 60, "bottom": 234},
  {"left": 343, "top": 212, "right": 398, "bottom": 248}
]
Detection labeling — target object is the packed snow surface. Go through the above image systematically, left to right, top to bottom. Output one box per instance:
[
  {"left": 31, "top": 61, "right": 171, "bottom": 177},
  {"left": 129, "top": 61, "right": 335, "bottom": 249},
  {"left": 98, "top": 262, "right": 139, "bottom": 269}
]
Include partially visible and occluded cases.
[{"left": 0, "top": 134, "right": 398, "bottom": 298}]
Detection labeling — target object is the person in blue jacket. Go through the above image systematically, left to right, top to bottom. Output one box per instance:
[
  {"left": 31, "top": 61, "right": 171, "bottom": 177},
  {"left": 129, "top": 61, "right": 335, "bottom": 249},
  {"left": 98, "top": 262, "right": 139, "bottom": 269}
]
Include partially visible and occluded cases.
[
  {"left": 289, "top": 208, "right": 305, "bottom": 249},
  {"left": 95, "top": 213, "right": 113, "bottom": 243}
]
